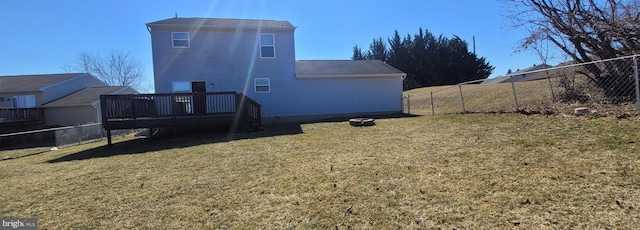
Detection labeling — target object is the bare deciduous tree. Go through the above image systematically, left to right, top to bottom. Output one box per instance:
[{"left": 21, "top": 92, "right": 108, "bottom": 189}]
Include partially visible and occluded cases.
[
  {"left": 506, "top": 0, "right": 640, "bottom": 101},
  {"left": 63, "top": 50, "right": 146, "bottom": 91}
]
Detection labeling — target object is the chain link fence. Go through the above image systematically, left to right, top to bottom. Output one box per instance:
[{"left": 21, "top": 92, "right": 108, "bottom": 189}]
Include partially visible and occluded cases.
[
  {"left": 405, "top": 55, "right": 640, "bottom": 116},
  {"left": 1, "top": 123, "right": 131, "bottom": 151},
  {"left": 54, "top": 123, "right": 107, "bottom": 147}
]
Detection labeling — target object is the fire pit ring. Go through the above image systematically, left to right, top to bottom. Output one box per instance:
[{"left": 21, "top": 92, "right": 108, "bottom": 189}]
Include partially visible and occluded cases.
[{"left": 349, "top": 118, "right": 375, "bottom": 126}]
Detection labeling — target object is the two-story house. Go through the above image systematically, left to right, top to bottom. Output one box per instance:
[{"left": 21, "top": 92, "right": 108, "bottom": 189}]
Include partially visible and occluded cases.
[{"left": 145, "top": 17, "right": 405, "bottom": 123}]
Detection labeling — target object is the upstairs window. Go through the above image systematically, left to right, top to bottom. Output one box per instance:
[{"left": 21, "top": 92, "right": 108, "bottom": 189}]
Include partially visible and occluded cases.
[
  {"left": 172, "top": 32, "right": 190, "bottom": 48},
  {"left": 260, "top": 34, "right": 275, "bottom": 58},
  {"left": 254, "top": 78, "right": 270, "bottom": 93}
]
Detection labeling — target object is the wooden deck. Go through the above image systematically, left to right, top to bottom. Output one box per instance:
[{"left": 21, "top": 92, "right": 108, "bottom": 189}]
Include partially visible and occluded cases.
[
  {"left": 100, "top": 92, "right": 261, "bottom": 145},
  {"left": 0, "top": 108, "right": 44, "bottom": 126}
]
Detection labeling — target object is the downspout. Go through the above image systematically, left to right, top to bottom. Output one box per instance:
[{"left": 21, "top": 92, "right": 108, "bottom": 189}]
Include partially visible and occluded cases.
[
  {"left": 92, "top": 100, "right": 103, "bottom": 138},
  {"left": 92, "top": 101, "right": 101, "bottom": 124}
]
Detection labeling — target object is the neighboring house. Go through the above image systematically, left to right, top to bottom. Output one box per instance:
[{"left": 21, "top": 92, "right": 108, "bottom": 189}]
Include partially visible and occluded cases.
[
  {"left": 145, "top": 17, "right": 405, "bottom": 123},
  {"left": 483, "top": 64, "right": 553, "bottom": 84},
  {"left": 0, "top": 73, "right": 137, "bottom": 133},
  {"left": 0, "top": 73, "right": 106, "bottom": 109},
  {"left": 42, "top": 86, "right": 137, "bottom": 126}
]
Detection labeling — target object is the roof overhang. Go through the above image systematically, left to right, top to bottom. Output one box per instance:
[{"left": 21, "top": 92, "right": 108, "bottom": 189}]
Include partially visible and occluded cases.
[
  {"left": 147, "top": 24, "right": 296, "bottom": 32},
  {"left": 0, "top": 90, "right": 40, "bottom": 94}
]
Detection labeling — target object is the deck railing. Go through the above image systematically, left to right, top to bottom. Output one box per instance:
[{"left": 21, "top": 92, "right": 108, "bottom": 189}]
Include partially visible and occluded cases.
[
  {"left": 100, "top": 92, "right": 261, "bottom": 129},
  {"left": 236, "top": 93, "right": 262, "bottom": 128},
  {"left": 0, "top": 108, "right": 44, "bottom": 124}
]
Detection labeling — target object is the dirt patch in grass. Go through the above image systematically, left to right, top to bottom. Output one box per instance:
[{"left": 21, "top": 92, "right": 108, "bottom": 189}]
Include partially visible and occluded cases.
[{"left": 1, "top": 114, "right": 640, "bottom": 228}]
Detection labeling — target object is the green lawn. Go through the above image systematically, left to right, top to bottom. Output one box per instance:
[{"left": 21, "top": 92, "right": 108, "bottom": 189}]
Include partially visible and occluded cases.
[{"left": 2, "top": 114, "right": 640, "bottom": 228}]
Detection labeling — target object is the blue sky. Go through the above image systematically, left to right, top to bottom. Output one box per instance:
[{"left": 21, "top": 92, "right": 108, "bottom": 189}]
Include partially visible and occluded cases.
[{"left": 1, "top": 0, "right": 550, "bottom": 92}]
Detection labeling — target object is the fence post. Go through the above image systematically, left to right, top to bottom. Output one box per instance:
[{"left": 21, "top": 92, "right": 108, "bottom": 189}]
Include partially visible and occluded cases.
[
  {"left": 634, "top": 55, "right": 640, "bottom": 112},
  {"left": 547, "top": 71, "right": 556, "bottom": 102},
  {"left": 511, "top": 82, "right": 519, "bottom": 111},
  {"left": 458, "top": 84, "right": 466, "bottom": 113},
  {"left": 430, "top": 91, "right": 435, "bottom": 116},
  {"left": 406, "top": 95, "right": 411, "bottom": 114},
  {"left": 76, "top": 124, "right": 82, "bottom": 145},
  {"left": 55, "top": 129, "right": 61, "bottom": 147}
]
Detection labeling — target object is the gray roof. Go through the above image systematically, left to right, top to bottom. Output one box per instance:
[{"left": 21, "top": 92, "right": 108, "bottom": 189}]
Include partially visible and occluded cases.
[
  {"left": 147, "top": 17, "right": 295, "bottom": 30},
  {"left": 296, "top": 60, "right": 405, "bottom": 78},
  {"left": 482, "top": 64, "right": 553, "bottom": 84},
  {"left": 0, "top": 73, "right": 88, "bottom": 93},
  {"left": 481, "top": 76, "right": 511, "bottom": 84},
  {"left": 43, "top": 86, "right": 133, "bottom": 107}
]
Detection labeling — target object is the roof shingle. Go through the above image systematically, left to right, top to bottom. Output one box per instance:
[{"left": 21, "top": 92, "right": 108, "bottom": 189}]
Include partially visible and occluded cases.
[
  {"left": 147, "top": 17, "right": 295, "bottom": 30},
  {"left": 296, "top": 60, "right": 405, "bottom": 78},
  {"left": 0, "top": 73, "right": 88, "bottom": 93},
  {"left": 43, "top": 86, "right": 131, "bottom": 107}
]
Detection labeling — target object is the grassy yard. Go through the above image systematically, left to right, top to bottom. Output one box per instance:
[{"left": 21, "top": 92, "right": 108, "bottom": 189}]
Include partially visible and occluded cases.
[
  {"left": 405, "top": 77, "right": 638, "bottom": 116},
  {"left": 2, "top": 114, "right": 640, "bottom": 228}
]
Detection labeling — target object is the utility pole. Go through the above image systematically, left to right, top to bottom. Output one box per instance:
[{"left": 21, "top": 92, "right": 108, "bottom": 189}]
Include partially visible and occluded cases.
[{"left": 473, "top": 36, "right": 476, "bottom": 55}]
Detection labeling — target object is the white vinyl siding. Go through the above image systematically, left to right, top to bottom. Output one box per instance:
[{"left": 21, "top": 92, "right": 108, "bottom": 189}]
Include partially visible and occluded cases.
[
  {"left": 172, "top": 32, "right": 190, "bottom": 48},
  {"left": 260, "top": 34, "right": 275, "bottom": 58},
  {"left": 254, "top": 78, "right": 270, "bottom": 93}
]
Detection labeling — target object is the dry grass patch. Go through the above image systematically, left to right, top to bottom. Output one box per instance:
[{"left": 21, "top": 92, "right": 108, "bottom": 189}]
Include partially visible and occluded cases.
[
  {"left": 406, "top": 78, "right": 638, "bottom": 116},
  {"left": 1, "top": 114, "right": 640, "bottom": 228}
]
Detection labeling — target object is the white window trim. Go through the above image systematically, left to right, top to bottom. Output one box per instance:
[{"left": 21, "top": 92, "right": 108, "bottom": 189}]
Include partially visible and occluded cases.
[
  {"left": 172, "top": 32, "right": 190, "bottom": 48},
  {"left": 259, "top": 33, "right": 275, "bottom": 58},
  {"left": 254, "top": 78, "right": 271, "bottom": 93}
]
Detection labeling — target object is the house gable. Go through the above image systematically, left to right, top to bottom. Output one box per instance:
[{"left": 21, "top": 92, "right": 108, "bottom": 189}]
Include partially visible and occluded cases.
[
  {"left": 0, "top": 73, "right": 107, "bottom": 107},
  {"left": 40, "top": 74, "right": 108, "bottom": 104},
  {"left": 42, "top": 86, "right": 137, "bottom": 108}
]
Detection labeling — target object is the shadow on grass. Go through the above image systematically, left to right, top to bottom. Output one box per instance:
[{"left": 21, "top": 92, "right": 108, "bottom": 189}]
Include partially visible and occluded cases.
[
  {"left": 300, "top": 113, "right": 421, "bottom": 124},
  {"left": 46, "top": 114, "right": 419, "bottom": 163},
  {"left": 46, "top": 123, "right": 303, "bottom": 163},
  {"left": 0, "top": 137, "right": 56, "bottom": 151},
  {"left": 1, "top": 149, "right": 50, "bottom": 162}
]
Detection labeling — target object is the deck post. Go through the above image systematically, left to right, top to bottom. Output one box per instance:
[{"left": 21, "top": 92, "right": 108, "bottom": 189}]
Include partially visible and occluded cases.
[{"left": 107, "top": 129, "right": 112, "bottom": 146}]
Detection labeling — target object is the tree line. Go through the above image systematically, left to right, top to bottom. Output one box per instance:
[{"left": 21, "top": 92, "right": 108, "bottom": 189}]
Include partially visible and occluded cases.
[{"left": 352, "top": 28, "right": 494, "bottom": 90}]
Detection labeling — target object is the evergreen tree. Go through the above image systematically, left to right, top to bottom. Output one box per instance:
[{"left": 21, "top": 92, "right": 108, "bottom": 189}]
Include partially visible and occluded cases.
[
  {"left": 353, "top": 27, "right": 494, "bottom": 90},
  {"left": 388, "top": 30, "right": 416, "bottom": 89},
  {"left": 366, "top": 37, "right": 388, "bottom": 61},
  {"left": 351, "top": 45, "right": 366, "bottom": 60}
]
